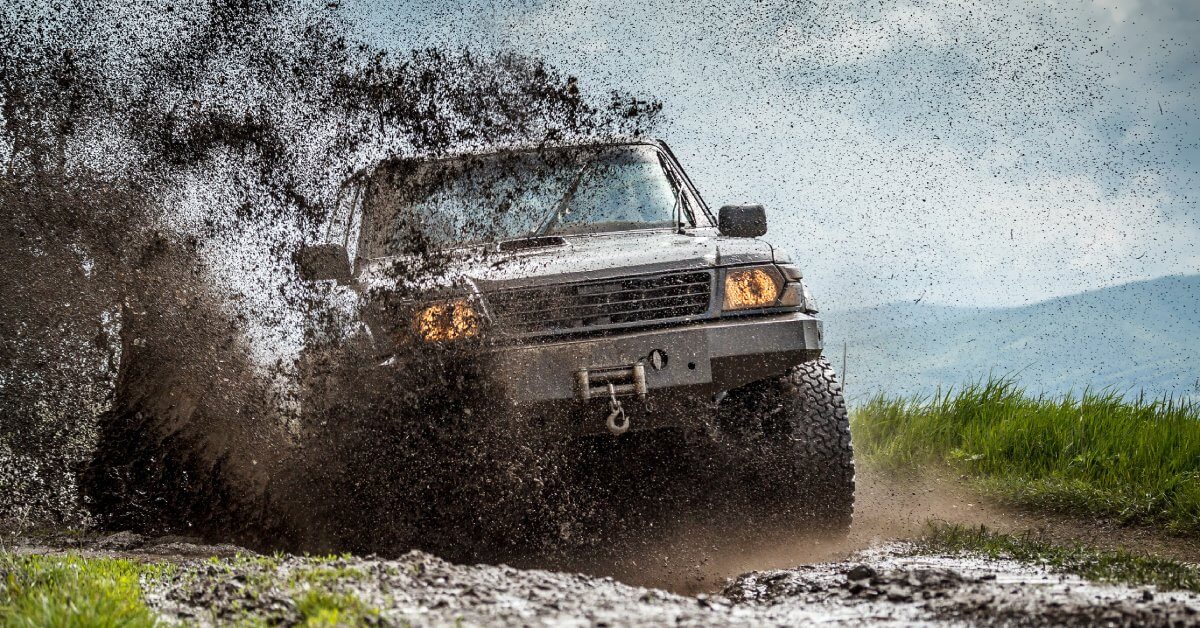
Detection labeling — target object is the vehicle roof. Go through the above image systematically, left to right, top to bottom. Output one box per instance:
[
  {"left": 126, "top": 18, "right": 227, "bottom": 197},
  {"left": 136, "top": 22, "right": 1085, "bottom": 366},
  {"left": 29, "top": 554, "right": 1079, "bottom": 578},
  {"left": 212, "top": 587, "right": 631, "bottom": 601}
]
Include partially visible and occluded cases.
[
  {"left": 418, "top": 136, "right": 661, "bottom": 159},
  {"left": 350, "top": 138, "right": 668, "bottom": 183}
]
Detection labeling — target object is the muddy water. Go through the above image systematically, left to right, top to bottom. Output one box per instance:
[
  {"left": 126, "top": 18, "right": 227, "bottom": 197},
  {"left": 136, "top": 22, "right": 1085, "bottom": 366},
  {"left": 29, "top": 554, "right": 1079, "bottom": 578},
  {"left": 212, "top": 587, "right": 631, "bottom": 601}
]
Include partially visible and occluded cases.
[
  {"left": 519, "top": 466, "right": 1200, "bottom": 598},
  {"left": 521, "top": 468, "right": 1004, "bottom": 594}
]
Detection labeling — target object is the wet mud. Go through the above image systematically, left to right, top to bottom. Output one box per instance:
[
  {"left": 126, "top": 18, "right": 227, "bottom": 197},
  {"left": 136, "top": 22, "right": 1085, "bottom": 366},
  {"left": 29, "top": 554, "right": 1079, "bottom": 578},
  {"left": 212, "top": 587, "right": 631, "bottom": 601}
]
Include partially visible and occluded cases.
[
  {"left": 11, "top": 465, "right": 1200, "bottom": 624},
  {"left": 11, "top": 529, "right": 1200, "bottom": 627},
  {"left": 724, "top": 546, "right": 1200, "bottom": 626}
]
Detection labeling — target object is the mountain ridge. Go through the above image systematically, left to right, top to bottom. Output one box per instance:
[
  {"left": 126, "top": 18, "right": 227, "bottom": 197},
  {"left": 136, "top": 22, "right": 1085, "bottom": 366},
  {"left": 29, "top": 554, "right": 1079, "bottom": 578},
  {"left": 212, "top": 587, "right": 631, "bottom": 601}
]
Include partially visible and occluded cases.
[{"left": 821, "top": 274, "right": 1200, "bottom": 401}]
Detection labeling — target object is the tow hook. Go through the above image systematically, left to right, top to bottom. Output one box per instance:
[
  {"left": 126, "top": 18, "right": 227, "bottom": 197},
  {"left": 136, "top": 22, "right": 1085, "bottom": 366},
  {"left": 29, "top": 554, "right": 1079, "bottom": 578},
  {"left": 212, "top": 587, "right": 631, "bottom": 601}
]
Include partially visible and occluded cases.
[{"left": 605, "top": 382, "right": 630, "bottom": 435}]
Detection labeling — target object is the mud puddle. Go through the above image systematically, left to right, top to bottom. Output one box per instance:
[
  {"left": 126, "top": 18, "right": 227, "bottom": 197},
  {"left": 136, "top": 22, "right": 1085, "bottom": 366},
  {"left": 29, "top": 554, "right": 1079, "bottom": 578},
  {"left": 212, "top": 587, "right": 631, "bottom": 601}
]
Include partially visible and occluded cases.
[{"left": 519, "top": 468, "right": 1056, "bottom": 594}]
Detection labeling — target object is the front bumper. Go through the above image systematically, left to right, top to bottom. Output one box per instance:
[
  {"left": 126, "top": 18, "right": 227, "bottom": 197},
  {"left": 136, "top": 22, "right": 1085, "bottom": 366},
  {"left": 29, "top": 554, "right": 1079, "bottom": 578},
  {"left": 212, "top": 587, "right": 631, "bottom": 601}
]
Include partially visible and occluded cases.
[{"left": 487, "top": 312, "right": 823, "bottom": 405}]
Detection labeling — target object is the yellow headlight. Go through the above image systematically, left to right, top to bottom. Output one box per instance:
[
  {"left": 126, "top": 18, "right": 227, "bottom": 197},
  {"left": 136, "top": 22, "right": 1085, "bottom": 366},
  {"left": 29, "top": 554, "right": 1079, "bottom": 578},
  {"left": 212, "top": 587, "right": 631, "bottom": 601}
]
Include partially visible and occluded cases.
[
  {"left": 723, "top": 267, "right": 783, "bottom": 310},
  {"left": 414, "top": 299, "right": 480, "bottom": 342}
]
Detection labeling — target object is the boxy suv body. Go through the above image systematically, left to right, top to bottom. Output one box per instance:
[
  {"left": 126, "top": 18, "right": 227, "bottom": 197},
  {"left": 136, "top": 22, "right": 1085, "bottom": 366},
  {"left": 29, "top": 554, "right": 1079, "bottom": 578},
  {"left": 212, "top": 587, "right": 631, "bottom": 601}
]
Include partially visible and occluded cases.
[{"left": 298, "top": 139, "right": 855, "bottom": 526}]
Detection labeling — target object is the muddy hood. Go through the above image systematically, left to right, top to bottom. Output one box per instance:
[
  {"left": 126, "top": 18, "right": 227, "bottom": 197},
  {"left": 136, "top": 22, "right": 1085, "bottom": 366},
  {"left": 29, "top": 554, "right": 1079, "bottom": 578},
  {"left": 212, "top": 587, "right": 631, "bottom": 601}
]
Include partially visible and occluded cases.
[{"left": 358, "top": 231, "right": 777, "bottom": 293}]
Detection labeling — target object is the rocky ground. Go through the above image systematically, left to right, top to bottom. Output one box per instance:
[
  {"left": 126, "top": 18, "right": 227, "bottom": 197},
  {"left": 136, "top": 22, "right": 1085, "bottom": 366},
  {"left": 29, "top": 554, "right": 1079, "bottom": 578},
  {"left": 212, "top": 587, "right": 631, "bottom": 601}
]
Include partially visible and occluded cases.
[
  {"left": 8, "top": 472, "right": 1200, "bottom": 626},
  {"left": 7, "top": 528, "right": 1200, "bottom": 626}
]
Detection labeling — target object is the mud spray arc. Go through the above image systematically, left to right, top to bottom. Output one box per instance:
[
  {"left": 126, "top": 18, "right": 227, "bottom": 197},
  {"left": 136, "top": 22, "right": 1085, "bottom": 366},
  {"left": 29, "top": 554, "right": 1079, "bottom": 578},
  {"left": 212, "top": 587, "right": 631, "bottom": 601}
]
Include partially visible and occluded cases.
[{"left": 0, "top": 0, "right": 665, "bottom": 559}]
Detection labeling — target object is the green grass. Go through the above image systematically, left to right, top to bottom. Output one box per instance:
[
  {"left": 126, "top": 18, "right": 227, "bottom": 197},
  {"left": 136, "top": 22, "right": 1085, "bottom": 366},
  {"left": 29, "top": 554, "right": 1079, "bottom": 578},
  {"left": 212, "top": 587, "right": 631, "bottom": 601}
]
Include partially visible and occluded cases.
[
  {"left": 851, "top": 378, "right": 1200, "bottom": 531},
  {"left": 918, "top": 523, "right": 1200, "bottom": 592},
  {"left": 0, "top": 552, "right": 173, "bottom": 627},
  {"left": 181, "top": 553, "right": 378, "bottom": 625},
  {"left": 290, "top": 564, "right": 369, "bottom": 586},
  {"left": 294, "top": 589, "right": 377, "bottom": 626}
]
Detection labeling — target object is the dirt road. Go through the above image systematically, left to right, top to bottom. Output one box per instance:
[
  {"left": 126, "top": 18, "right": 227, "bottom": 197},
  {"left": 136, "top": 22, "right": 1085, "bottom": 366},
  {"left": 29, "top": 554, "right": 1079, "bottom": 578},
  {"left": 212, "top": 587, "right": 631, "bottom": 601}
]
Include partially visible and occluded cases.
[
  {"left": 11, "top": 470, "right": 1200, "bottom": 626},
  {"left": 11, "top": 532, "right": 1197, "bottom": 626}
]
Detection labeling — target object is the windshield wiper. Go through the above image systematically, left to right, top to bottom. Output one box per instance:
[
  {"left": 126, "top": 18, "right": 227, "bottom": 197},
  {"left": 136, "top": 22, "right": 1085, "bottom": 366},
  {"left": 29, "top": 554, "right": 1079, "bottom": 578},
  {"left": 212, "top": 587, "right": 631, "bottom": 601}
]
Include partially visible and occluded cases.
[
  {"left": 658, "top": 153, "right": 693, "bottom": 233},
  {"left": 533, "top": 161, "right": 593, "bottom": 237},
  {"left": 671, "top": 185, "right": 684, "bottom": 234}
]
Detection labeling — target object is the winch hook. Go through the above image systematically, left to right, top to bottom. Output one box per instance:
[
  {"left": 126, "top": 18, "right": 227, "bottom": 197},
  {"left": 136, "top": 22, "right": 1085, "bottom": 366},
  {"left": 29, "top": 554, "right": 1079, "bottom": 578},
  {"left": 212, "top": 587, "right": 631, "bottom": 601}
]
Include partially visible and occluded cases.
[{"left": 605, "top": 382, "right": 630, "bottom": 436}]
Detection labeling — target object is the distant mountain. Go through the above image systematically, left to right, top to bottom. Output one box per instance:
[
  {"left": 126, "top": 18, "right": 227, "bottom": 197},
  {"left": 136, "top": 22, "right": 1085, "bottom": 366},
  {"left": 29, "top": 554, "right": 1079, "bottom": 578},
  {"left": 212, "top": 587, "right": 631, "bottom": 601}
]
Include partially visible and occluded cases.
[{"left": 821, "top": 275, "right": 1200, "bottom": 401}]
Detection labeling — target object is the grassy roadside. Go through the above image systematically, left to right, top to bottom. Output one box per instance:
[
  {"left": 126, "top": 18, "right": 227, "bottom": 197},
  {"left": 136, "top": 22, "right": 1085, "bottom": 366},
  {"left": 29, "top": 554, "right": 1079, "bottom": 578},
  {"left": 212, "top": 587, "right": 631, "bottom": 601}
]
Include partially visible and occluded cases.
[
  {"left": 851, "top": 378, "right": 1200, "bottom": 532},
  {"left": 918, "top": 523, "right": 1200, "bottom": 593},
  {"left": 0, "top": 550, "right": 382, "bottom": 627},
  {"left": 0, "top": 552, "right": 172, "bottom": 627},
  {"left": 193, "top": 553, "right": 381, "bottom": 625}
]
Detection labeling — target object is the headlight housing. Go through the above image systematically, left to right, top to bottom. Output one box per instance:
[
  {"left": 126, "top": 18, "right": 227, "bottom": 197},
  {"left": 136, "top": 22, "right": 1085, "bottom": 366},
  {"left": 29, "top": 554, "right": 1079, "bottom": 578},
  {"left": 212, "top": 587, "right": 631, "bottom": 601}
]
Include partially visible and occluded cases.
[
  {"left": 722, "top": 264, "right": 807, "bottom": 312},
  {"left": 723, "top": 265, "right": 785, "bottom": 310},
  {"left": 413, "top": 298, "right": 481, "bottom": 342}
]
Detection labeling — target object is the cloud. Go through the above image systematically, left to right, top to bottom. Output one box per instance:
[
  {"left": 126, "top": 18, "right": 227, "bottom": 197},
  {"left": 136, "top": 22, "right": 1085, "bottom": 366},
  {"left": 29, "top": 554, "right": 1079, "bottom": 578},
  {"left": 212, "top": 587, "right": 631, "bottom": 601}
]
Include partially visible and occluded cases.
[
  {"left": 350, "top": 0, "right": 1199, "bottom": 308},
  {"left": 754, "top": 104, "right": 1198, "bottom": 307}
]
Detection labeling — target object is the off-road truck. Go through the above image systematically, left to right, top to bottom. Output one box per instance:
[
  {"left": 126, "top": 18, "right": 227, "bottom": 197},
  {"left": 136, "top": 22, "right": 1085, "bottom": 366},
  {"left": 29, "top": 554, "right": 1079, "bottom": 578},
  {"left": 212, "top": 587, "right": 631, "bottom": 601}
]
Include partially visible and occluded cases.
[{"left": 297, "top": 139, "right": 854, "bottom": 527}]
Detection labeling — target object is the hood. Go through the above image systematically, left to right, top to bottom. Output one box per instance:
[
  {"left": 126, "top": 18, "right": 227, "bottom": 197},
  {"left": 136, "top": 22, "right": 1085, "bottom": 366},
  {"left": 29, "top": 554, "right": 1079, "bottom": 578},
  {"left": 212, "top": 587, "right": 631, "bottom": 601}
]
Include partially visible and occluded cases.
[{"left": 357, "top": 229, "right": 776, "bottom": 293}]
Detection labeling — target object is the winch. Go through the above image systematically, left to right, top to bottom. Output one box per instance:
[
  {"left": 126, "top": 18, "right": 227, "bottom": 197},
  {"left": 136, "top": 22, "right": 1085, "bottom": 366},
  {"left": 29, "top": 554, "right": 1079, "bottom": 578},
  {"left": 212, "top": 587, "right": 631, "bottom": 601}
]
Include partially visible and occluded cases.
[{"left": 575, "top": 363, "right": 647, "bottom": 435}]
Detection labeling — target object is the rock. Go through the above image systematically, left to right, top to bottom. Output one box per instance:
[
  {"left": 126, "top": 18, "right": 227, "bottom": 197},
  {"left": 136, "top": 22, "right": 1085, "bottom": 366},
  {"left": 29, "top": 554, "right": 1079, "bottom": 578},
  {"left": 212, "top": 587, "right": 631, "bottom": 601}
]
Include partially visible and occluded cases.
[
  {"left": 96, "top": 530, "right": 145, "bottom": 550},
  {"left": 847, "top": 564, "right": 876, "bottom": 581},
  {"left": 884, "top": 584, "right": 913, "bottom": 603}
]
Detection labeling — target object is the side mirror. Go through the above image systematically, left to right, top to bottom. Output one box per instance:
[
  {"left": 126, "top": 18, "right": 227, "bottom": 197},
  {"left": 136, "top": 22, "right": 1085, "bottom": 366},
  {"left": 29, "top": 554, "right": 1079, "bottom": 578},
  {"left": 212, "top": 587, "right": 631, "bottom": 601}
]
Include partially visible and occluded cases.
[
  {"left": 718, "top": 204, "right": 767, "bottom": 238},
  {"left": 294, "top": 243, "right": 352, "bottom": 283}
]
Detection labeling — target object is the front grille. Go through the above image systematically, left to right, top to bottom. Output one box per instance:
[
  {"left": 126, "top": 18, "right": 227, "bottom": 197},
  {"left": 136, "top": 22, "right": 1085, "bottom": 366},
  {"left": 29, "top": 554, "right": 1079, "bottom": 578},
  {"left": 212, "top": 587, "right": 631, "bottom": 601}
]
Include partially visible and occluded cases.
[{"left": 486, "top": 270, "right": 713, "bottom": 335}]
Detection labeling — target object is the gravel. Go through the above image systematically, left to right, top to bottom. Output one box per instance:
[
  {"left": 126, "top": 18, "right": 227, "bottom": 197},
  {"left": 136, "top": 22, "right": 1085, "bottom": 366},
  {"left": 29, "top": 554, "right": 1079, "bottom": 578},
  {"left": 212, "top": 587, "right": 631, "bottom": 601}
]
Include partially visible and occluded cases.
[{"left": 105, "top": 538, "right": 1200, "bottom": 626}]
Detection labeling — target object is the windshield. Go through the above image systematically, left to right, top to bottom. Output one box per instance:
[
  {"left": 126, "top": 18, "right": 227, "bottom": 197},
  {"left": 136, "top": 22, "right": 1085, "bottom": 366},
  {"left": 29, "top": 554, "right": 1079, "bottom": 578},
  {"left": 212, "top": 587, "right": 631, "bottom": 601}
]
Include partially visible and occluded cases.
[{"left": 360, "top": 145, "right": 698, "bottom": 257}]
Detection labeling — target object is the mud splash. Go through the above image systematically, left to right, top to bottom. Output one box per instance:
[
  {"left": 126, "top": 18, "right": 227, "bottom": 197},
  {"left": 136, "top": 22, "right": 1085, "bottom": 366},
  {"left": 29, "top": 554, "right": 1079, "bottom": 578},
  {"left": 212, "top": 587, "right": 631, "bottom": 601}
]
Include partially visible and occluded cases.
[
  {"left": 0, "top": 0, "right": 660, "bottom": 551},
  {"left": 513, "top": 467, "right": 1003, "bottom": 594}
]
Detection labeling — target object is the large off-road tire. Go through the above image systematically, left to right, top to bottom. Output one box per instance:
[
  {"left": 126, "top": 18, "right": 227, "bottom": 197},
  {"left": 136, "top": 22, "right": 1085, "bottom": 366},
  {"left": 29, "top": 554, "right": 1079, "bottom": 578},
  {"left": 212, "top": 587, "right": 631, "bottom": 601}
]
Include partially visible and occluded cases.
[{"left": 712, "top": 357, "right": 855, "bottom": 530}]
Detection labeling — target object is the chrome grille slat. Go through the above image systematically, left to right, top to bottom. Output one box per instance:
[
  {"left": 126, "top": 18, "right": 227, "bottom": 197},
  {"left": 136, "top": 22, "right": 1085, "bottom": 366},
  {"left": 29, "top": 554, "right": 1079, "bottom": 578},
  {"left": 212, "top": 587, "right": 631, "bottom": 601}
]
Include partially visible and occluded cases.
[{"left": 486, "top": 270, "right": 713, "bottom": 335}]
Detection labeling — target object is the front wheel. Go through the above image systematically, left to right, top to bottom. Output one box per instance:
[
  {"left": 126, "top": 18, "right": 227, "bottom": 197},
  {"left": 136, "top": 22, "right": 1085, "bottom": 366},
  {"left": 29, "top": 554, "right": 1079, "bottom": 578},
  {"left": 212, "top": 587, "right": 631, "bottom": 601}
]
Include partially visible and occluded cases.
[{"left": 712, "top": 358, "right": 855, "bottom": 530}]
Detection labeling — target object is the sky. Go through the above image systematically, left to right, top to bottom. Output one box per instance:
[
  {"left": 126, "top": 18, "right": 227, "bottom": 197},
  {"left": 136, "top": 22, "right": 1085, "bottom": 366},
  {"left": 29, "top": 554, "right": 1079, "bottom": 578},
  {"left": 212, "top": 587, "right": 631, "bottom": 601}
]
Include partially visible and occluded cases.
[{"left": 342, "top": 0, "right": 1199, "bottom": 310}]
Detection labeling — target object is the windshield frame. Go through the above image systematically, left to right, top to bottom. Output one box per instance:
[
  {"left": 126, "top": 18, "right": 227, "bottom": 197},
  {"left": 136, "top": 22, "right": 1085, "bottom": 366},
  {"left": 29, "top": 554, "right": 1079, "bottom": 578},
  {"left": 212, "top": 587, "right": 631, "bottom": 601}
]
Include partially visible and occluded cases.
[{"left": 352, "top": 140, "right": 715, "bottom": 260}]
